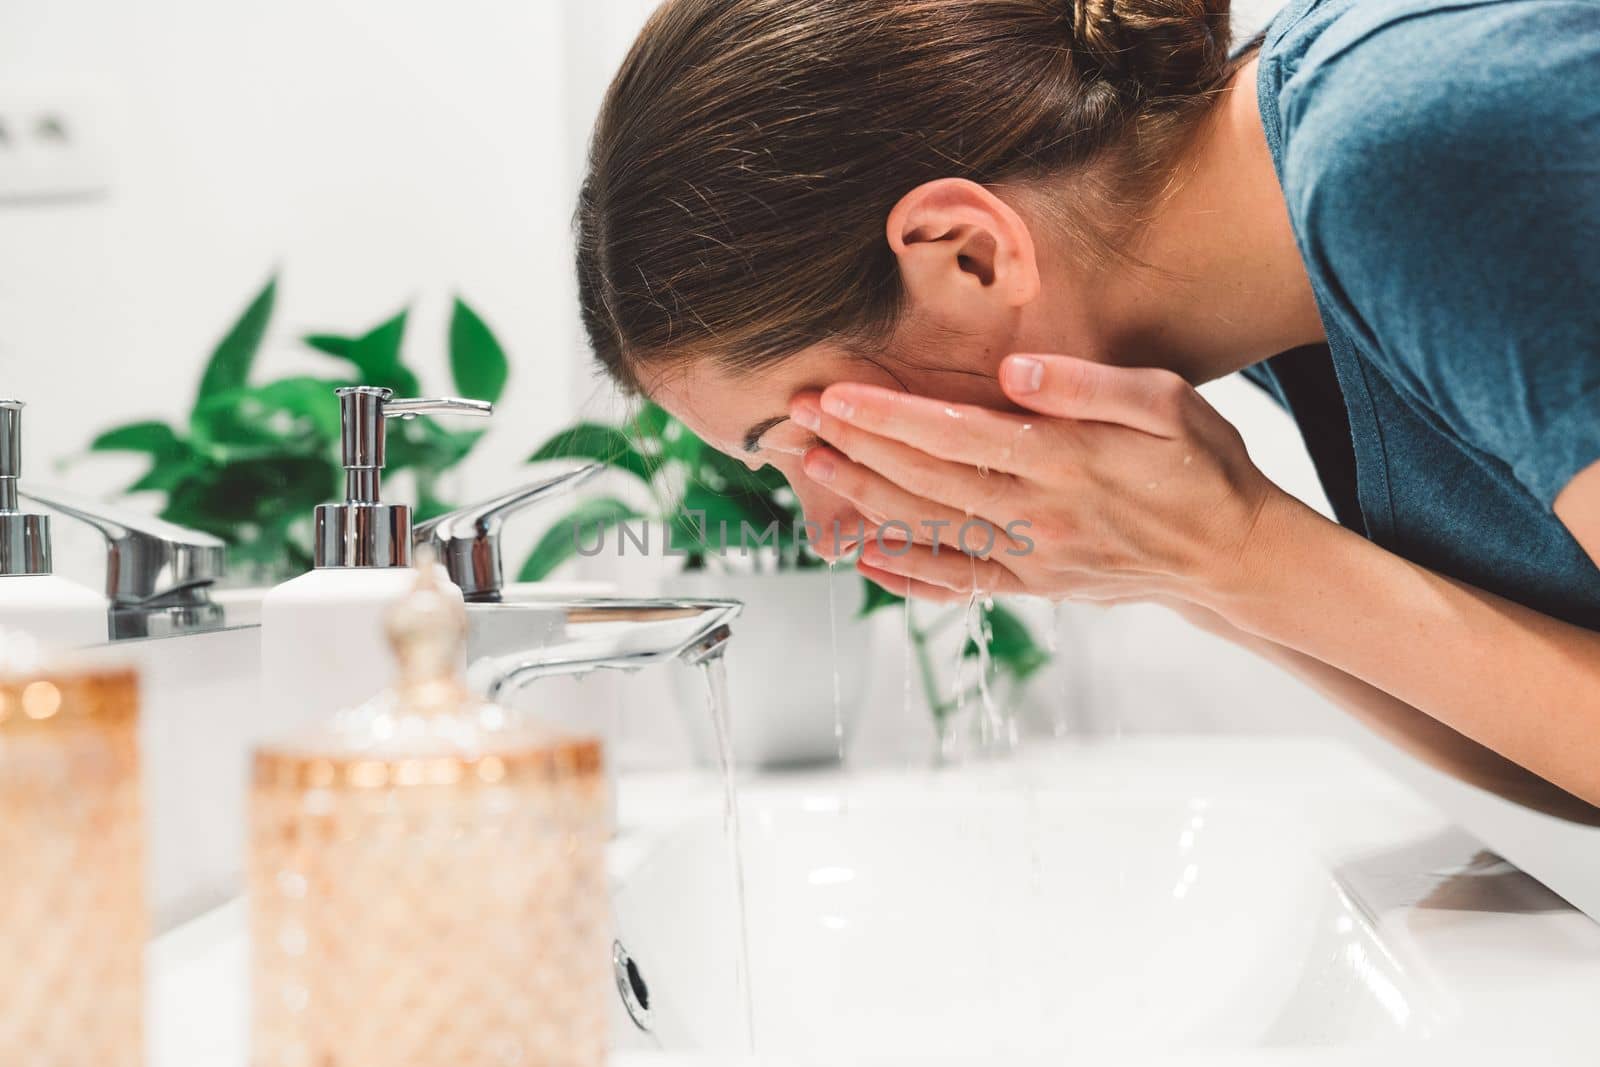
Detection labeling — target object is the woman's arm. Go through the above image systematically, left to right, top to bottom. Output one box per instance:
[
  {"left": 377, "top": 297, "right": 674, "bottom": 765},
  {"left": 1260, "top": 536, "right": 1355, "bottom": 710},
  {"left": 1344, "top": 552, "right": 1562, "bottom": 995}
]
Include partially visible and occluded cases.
[
  {"left": 1220, "top": 484, "right": 1600, "bottom": 809},
  {"left": 1154, "top": 595, "right": 1600, "bottom": 824}
]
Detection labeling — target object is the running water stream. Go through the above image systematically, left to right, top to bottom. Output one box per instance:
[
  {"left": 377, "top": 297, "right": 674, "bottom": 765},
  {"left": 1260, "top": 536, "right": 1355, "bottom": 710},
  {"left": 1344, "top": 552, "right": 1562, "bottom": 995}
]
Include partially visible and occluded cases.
[
  {"left": 828, "top": 561, "right": 845, "bottom": 766},
  {"left": 957, "top": 583, "right": 1007, "bottom": 756},
  {"left": 903, "top": 596, "right": 914, "bottom": 728},
  {"left": 702, "top": 658, "right": 756, "bottom": 1053}
]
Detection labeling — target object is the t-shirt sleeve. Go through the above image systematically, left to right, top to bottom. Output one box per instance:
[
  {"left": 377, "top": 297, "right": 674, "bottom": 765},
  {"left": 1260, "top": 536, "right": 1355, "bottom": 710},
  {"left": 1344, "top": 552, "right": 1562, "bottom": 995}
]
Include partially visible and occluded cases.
[{"left": 1279, "top": 0, "right": 1600, "bottom": 506}]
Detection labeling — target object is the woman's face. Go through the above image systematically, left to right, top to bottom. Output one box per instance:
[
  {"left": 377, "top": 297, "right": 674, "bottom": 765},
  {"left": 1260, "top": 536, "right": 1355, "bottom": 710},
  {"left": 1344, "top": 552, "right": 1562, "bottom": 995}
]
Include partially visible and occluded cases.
[{"left": 647, "top": 318, "right": 1030, "bottom": 559}]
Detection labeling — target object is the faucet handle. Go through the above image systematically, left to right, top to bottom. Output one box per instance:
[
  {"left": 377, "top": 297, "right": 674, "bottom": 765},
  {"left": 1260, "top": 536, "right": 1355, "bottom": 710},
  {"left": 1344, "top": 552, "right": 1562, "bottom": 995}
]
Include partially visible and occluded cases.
[
  {"left": 414, "top": 463, "right": 604, "bottom": 602},
  {"left": 19, "top": 486, "right": 226, "bottom": 606}
]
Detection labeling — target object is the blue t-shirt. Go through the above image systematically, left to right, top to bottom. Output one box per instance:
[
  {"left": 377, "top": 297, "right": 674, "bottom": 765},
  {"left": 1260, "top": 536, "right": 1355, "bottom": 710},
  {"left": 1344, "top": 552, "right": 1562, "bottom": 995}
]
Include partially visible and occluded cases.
[{"left": 1248, "top": 0, "right": 1600, "bottom": 630}]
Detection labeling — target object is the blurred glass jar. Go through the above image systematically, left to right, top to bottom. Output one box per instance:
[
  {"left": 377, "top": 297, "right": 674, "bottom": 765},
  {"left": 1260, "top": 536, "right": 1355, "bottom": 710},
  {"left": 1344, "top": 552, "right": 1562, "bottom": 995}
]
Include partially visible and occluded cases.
[
  {"left": 249, "top": 556, "right": 610, "bottom": 1067},
  {"left": 0, "top": 632, "right": 143, "bottom": 1067}
]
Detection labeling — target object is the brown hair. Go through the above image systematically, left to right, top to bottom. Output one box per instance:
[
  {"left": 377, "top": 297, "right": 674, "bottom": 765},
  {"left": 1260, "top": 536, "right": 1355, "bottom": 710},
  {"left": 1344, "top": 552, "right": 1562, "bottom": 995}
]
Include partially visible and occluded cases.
[{"left": 577, "top": 0, "right": 1233, "bottom": 392}]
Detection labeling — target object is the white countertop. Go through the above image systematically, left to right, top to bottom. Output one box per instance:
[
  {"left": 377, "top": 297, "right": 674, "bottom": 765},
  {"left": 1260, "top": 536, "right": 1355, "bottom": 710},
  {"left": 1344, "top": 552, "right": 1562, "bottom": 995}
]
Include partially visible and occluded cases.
[{"left": 151, "top": 737, "right": 1600, "bottom": 1065}]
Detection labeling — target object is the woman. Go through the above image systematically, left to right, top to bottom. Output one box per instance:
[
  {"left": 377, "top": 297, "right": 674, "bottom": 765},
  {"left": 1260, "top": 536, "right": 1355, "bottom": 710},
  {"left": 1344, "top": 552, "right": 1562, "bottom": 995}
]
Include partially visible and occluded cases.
[{"left": 575, "top": 0, "right": 1600, "bottom": 809}]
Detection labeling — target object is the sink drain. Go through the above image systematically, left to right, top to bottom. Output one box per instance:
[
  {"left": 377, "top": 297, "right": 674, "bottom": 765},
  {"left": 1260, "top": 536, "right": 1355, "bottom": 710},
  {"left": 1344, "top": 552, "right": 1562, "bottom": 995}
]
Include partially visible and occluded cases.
[{"left": 613, "top": 941, "right": 653, "bottom": 1032}]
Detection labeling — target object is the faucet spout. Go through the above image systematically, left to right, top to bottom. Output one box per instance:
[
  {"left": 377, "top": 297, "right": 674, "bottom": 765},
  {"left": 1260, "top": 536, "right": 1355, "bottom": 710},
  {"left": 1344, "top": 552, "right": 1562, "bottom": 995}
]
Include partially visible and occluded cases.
[
  {"left": 465, "top": 597, "right": 742, "bottom": 701},
  {"left": 681, "top": 623, "right": 734, "bottom": 668}
]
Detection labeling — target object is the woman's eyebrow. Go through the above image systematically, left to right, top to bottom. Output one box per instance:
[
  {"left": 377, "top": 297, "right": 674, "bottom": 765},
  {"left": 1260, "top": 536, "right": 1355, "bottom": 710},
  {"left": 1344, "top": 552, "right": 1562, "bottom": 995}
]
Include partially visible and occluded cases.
[{"left": 741, "top": 415, "right": 789, "bottom": 454}]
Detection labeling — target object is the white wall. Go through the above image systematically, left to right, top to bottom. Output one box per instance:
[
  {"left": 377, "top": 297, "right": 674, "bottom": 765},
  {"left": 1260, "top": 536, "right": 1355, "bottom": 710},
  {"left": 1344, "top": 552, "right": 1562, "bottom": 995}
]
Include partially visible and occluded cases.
[{"left": 0, "top": 0, "right": 592, "bottom": 582}]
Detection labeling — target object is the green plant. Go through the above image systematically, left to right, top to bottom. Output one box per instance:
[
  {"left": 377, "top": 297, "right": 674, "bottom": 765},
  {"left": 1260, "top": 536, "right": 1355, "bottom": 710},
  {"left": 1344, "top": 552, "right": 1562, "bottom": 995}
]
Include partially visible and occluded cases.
[
  {"left": 86, "top": 275, "right": 509, "bottom": 581},
  {"left": 520, "top": 400, "right": 820, "bottom": 580},
  {"left": 523, "top": 401, "right": 1052, "bottom": 725}
]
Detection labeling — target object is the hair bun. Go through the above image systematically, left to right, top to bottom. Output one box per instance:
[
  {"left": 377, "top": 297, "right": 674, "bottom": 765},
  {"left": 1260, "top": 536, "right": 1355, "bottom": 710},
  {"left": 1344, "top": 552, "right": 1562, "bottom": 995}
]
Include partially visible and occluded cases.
[{"left": 1067, "top": 0, "right": 1232, "bottom": 100}]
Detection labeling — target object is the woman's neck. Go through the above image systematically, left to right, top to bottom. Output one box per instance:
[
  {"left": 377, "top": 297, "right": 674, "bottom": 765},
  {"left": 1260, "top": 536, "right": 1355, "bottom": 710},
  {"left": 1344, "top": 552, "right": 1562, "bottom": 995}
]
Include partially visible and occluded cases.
[{"left": 1100, "top": 58, "right": 1327, "bottom": 383}]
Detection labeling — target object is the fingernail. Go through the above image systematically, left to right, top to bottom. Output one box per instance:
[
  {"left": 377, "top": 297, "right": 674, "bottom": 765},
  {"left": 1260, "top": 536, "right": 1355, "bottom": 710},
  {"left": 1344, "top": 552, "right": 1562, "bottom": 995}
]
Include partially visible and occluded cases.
[
  {"left": 1005, "top": 356, "right": 1044, "bottom": 395},
  {"left": 821, "top": 394, "right": 855, "bottom": 420},
  {"left": 790, "top": 399, "right": 821, "bottom": 431},
  {"left": 803, "top": 448, "right": 836, "bottom": 483}
]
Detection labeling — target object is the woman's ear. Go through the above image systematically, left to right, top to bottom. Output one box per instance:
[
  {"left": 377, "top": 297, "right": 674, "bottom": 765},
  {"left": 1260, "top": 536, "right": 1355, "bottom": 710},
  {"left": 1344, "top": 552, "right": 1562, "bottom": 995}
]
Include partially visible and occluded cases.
[{"left": 886, "top": 178, "right": 1042, "bottom": 328}]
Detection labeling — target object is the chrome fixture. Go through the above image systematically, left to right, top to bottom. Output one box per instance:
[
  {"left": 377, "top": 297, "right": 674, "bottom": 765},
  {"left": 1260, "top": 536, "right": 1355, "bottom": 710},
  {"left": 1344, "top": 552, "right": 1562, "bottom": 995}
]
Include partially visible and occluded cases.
[
  {"left": 315, "top": 387, "right": 492, "bottom": 569},
  {"left": 0, "top": 400, "right": 52, "bottom": 576},
  {"left": 415, "top": 464, "right": 603, "bottom": 602},
  {"left": 20, "top": 486, "right": 228, "bottom": 639},
  {"left": 466, "top": 597, "right": 742, "bottom": 700},
  {"left": 681, "top": 624, "right": 735, "bottom": 668}
]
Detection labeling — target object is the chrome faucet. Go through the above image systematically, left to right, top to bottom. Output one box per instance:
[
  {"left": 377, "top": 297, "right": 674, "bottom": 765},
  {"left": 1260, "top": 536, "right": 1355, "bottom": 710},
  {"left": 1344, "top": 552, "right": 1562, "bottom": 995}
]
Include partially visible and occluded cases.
[
  {"left": 5, "top": 399, "right": 228, "bottom": 638},
  {"left": 413, "top": 459, "right": 740, "bottom": 695},
  {"left": 415, "top": 464, "right": 603, "bottom": 602},
  {"left": 19, "top": 486, "right": 228, "bottom": 639},
  {"left": 465, "top": 597, "right": 741, "bottom": 700}
]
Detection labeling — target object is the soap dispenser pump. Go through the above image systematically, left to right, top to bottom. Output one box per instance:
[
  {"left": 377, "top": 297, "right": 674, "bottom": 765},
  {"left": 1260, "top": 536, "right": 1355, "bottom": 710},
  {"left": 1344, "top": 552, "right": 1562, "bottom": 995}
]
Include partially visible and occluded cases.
[
  {"left": 260, "top": 386, "right": 491, "bottom": 729},
  {"left": 0, "top": 399, "right": 109, "bottom": 646}
]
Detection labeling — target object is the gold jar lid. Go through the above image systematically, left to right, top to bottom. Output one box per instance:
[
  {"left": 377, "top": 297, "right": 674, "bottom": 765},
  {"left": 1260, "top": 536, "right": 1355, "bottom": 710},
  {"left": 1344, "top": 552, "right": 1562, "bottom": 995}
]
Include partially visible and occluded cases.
[{"left": 254, "top": 549, "right": 603, "bottom": 788}]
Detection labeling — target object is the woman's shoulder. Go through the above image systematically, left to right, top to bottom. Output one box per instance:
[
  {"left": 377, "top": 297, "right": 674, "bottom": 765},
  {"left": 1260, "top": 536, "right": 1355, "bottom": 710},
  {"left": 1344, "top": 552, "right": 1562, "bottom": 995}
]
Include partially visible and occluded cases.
[
  {"left": 1259, "top": 0, "right": 1600, "bottom": 508},
  {"left": 1262, "top": 0, "right": 1600, "bottom": 271},
  {"left": 1266, "top": 0, "right": 1600, "bottom": 180}
]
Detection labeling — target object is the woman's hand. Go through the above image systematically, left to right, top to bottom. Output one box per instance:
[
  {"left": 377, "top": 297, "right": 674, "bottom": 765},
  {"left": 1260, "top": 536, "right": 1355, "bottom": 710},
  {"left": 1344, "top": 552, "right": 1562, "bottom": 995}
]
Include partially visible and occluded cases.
[{"left": 790, "top": 353, "right": 1289, "bottom": 608}]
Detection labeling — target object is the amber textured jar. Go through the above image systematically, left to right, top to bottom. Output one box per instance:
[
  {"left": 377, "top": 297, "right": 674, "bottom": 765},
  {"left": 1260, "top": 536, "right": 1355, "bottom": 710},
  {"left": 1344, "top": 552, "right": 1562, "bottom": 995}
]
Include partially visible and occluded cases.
[
  {"left": 248, "top": 558, "right": 610, "bottom": 1067},
  {"left": 0, "top": 656, "right": 143, "bottom": 1067}
]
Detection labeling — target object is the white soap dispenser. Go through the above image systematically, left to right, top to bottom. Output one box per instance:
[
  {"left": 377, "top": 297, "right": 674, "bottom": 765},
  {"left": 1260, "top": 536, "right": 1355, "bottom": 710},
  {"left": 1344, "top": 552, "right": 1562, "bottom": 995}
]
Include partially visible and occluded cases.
[
  {"left": 260, "top": 386, "right": 490, "bottom": 729},
  {"left": 0, "top": 400, "right": 108, "bottom": 646}
]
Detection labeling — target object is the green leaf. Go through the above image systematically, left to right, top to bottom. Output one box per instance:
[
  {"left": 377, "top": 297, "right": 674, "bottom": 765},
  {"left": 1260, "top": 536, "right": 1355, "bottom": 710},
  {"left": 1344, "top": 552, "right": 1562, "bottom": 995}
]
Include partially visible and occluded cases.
[
  {"left": 196, "top": 276, "right": 277, "bottom": 405},
  {"left": 448, "top": 298, "right": 510, "bottom": 404},
  {"left": 304, "top": 310, "right": 420, "bottom": 395},
  {"left": 301, "top": 334, "right": 354, "bottom": 359},
  {"left": 189, "top": 377, "right": 348, "bottom": 458},
  {"left": 630, "top": 402, "right": 673, "bottom": 442},
  {"left": 661, "top": 416, "right": 706, "bottom": 468},
  {"left": 90, "top": 420, "right": 202, "bottom": 502},
  {"left": 90, "top": 421, "right": 185, "bottom": 457},
  {"left": 529, "top": 423, "right": 653, "bottom": 484},
  {"left": 697, "top": 447, "right": 791, "bottom": 497},
  {"left": 161, "top": 455, "right": 340, "bottom": 534},
  {"left": 128, "top": 457, "right": 203, "bottom": 495},
  {"left": 666, "top": 484, "right": 776, "bottom": 556},
  {"left": 518, "top": 497, "right": 642, "bottom": 582},
  {"left": 857, "top": 580, "right": 906, "bottom": 619}
]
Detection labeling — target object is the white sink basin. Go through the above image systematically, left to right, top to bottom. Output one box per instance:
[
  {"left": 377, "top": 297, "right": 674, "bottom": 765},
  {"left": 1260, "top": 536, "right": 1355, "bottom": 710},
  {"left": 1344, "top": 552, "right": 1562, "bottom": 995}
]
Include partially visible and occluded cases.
[
  {"left": 153, "top": 737, "right": 1600, "bottom": 1065},
  {"left": 609, "top": 738, "right": 1600, "bottom": 1060},
  {"left": 619, "top": 797, "right": 1418, "bottom": 1054}
]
